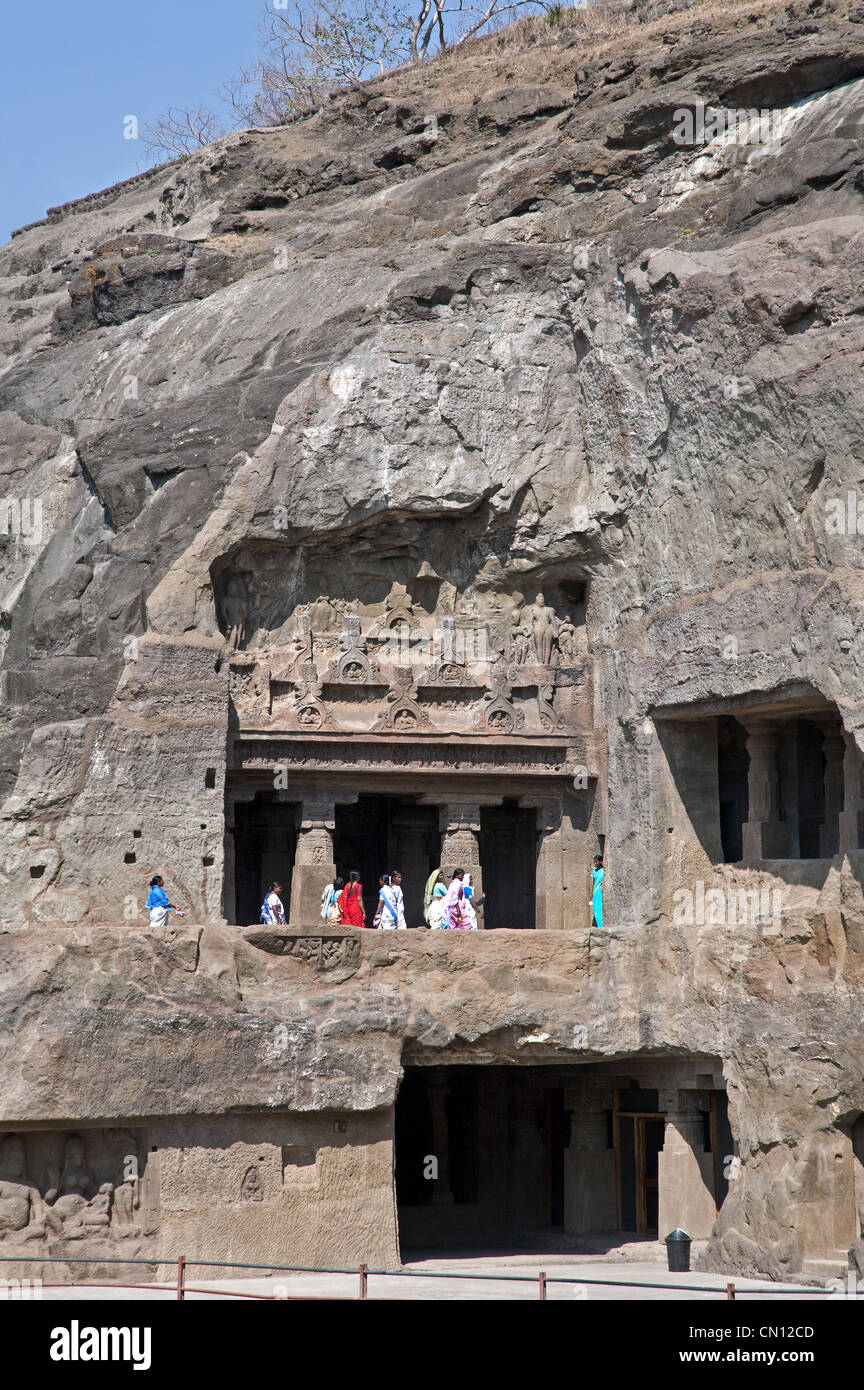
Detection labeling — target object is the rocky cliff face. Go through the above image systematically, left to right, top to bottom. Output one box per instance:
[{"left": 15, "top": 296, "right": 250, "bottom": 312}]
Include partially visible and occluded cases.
[{"left": 3, "top": 0, "right": 864, "bottom": 1279}]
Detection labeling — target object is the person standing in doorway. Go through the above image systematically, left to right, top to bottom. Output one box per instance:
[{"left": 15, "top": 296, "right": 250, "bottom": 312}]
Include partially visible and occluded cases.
[
  {"left": 591, "top": 855, "right": 604, "bottom": 929},
  {"left": 338, "top": 870, "right": 366, "bottom": 928},
  {"left": 390, "top": 870, "right": 407, "bottom": 929},
  {"left": 376, "top": 873, "right": 400, "bottom": 929},
  {"left": 145, "top": 876, "right": 184, "bottom": 929},
  {"left": 260, "top": 882, "right": 286, "bottom": 925}
]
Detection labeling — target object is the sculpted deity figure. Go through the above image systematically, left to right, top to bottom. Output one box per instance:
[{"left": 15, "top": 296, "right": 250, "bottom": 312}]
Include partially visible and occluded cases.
[
  {"left": 222, "top": 575, "right": 248, "bottom": 650},
  {"left": 529, "top": 593, "right": 557, "bottom": 666},
  {"left": 511, "top": 608, "right": 533, "bottom": 665},
  {"left": 557, "top": 617, "right": 577, "bottom": 663},
  {"left": 0, "top": 1135, "right": 45, "bottom": 1242},
  {"left": 44, "top": 1135, "right": 109, "bottom": 1238},
  {"left": 112, "top": 1178, "right": 140, "bottom": 1236}
]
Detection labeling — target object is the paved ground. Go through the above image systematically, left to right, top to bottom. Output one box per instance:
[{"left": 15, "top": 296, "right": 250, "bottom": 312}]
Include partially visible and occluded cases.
[{"left": 31, "top": 1251, "right": 842, "bottom": 1301}]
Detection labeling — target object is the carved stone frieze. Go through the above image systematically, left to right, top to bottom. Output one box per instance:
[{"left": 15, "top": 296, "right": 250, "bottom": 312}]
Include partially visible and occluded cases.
[
  {"left": 329, "top": 617, "right": 379, "bottom": 684},
  {"left": 475, "top": 659, "right": 525, "bottom": 735},
  {"left": 374, "top": 666, "right": 431, "bottom": 733},
  {"left": 244, "top": 929, "right": 362, "bottom": 981},
  {"left": 0, "top": 1130, "right": 154, "bottom": 1257}
]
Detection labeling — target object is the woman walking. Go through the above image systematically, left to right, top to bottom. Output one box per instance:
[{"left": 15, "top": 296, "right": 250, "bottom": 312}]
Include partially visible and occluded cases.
[
  {"left": 591, "top": 854, "right": 604, "bottom": 929},
  {"left": 424, "top": 869, "right": 447, "bottom": 929},
  {"left": 443, "top": 869, "right": 467, "bottom": 930},
  {"left": 338, "top": 870, "right": 366, "bottom": 928},
  {"left": 390, "top": 870, "right": 407, "bottom": 929},
  {"left": 376, "top": 873, "right": 400, "bottom": 929},
  {"left": 462, "top": 873, "right": 485, "bottom": 931},
  {"left": 145, "top": 875, "right": 184, "bottom": 930},
  {"left": 321, "top": 876, "right": 344, "bottom": 925},
  {"left": 259, "top": 881, "right": 286, "bottom": 926}
]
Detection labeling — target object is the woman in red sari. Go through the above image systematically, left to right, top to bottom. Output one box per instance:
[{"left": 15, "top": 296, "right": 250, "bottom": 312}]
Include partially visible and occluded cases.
[{"left": 338, "top": 870, "right": 366, "bottom": 928}]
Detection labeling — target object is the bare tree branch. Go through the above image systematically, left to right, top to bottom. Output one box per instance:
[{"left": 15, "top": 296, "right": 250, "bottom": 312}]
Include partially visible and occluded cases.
[{"left": 140, "top": 106, "right": 227, "bottom": 158}]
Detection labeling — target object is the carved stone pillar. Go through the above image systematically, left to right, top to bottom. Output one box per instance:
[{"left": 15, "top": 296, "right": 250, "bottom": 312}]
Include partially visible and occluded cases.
[
  {"left": 741, "top": 723, "right": 788, "bottom": 860},
  {"left": 820, "top": 724, "right": 845, "bottom": 858},
  {"left": 839, "top": 730, "right": 864, "bottom": 855},
  {"left": 289, "top": 797, "right": 336, "bottom": 925},
  {"left": 534, "top": 799, "right": 563, "bottom": 931},
  {"left": 438, "top": 803, "right": 483, "bottom": 909},
  {"left": 427, "top": 1081, "right": 454, "bottom": 1204},
  {"left": 564, "top": 1087, "right": 617, "bottom": 1234},
  {"left": 657, "top": 1092, "right": 717, "bottom": 1240}
]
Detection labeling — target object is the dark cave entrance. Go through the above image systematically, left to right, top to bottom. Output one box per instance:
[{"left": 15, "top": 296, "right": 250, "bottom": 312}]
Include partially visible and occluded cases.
[
  {"left": 232, "top": 794, "right": 299, "bottom": 925},
  {"left": 333, "top": 795, "right": 441, "bottom": 927},
  {"left": 479, "top": 804, "right": 537, "bottom": 929},
  {"left": 395, "top": 1065, "right": 732, "bottom": 1258}
]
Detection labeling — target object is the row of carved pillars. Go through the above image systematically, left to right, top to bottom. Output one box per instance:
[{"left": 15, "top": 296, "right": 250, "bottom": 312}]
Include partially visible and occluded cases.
[
  {"left": 742, "top": 719, "right": 863, "bottom": 860},
  {"left": 283, "top": 796, "right": 564, "bottom": 927}
]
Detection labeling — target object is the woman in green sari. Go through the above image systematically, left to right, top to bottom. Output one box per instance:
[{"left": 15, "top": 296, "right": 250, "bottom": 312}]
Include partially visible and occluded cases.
[
  {"left": 591, "top": 855, "right": 604, "bottom": 929},
  {"left": 423, "top": 868, "right": 447, "bottom": 929}
]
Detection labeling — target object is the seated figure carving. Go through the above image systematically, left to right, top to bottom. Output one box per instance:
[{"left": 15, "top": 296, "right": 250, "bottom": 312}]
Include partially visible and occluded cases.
[
  {"left": 0, "top": 1135, "right": 46, "bottom": 1243},
  {"left": 44, "top": 1135, "right": 112, "bottom": 1239}
]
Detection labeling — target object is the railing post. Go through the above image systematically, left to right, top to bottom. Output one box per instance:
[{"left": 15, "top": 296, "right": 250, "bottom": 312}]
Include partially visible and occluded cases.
[
  {"left": 176, "top": 1256, "right": 186, "bottom": 1301},
  {"left": 359, "top": 1263, "right": 368, "bottom": 1300},
  {"left": 539, "top": 1271, "right": 547, "bottom": 1300},
  {"left": 726, "top": 1281, "right": 736, "bottom": 1301}
]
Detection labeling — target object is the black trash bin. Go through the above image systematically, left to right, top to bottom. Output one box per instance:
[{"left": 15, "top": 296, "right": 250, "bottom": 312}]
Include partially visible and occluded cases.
[{"left": 665, "top": 1228, "right": 692, "bottom": 1273}]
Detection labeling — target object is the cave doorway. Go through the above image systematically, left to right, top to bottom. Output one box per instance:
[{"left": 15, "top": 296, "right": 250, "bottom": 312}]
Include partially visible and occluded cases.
[
  {"left": 718, "top": 717, "right": 749, "bottom": 863},
  {"left": 233, "top": 794, "right": 299, "bottom": 925},
  {"left": 334, "top": 796, "right": 440, "bottom": 927},
  {"left": 480, "top": 804, "right": 537, "bottom": 929},
  {"left": 395, "top": 1066, "right": 570, "bottom": 1255},
  {"left": 614, "top": 1087, "right": 664, "bottom": 1234}
]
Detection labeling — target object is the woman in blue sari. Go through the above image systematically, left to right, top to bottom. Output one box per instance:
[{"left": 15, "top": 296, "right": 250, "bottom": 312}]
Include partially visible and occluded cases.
[{"left": 591, "top": 855, "right": 604, "bottom": 929}]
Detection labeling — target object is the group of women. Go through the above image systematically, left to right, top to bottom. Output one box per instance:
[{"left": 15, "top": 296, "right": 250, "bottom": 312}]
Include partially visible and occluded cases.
[
  {"left": 318, "top": 866, "right": 484, "bottom": 929},
  {"left": 422, "top": 868, "right": 483, "bottom": 930}
]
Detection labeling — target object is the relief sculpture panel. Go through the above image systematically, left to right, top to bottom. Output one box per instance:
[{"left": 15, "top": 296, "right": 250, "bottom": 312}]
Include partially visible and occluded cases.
[
  {"left": 215, "top": 527, "right": 589, "bottom": 741},
  {"left": 0, "top": 1129, "right": 157, "bottom": 1265}
]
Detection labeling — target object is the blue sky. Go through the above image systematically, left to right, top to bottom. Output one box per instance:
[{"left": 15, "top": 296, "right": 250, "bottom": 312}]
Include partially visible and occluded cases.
[{"left": 1, "top": 0, "right": 263, "bottom": 244}]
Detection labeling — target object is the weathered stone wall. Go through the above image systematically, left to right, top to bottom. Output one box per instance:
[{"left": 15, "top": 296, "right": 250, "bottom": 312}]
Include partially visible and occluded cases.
[{"left": 1, "top": 919, "right": 863, "bottom": 1276}]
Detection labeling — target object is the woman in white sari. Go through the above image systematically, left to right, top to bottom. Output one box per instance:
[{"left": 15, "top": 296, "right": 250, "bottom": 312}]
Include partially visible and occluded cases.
[
  {"left": 376, "top": 873, "right": 406, "bottom": 929},
  {"left": 462, "top": 873, "right": 484, "bottom": 930}
]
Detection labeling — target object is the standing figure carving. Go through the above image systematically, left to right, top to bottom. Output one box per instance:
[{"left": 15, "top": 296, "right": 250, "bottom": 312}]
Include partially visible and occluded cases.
[
  {"left": 222, "top": 575, "right": 248, "bottom": 650},
  {"left": 529, "top": 593, "right": 558, "bottom": 666}
]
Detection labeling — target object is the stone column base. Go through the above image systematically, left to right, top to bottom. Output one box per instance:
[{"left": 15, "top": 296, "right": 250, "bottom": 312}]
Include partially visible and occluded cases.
[
  {"left": 742, "top": 819, "right": 788, "bottom": 860},
  {"left": 289, "top": 863, "right": 337, "bottom": 925}
]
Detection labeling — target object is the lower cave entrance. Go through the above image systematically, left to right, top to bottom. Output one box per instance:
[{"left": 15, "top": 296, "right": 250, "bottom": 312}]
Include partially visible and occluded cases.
[
  {"left": 334, "top": 796, "right": 440, "bottom": 927},
  {"left": 395, "top": 1064, "right": 731, "bottom": 1256},
  {"left": 395, "top": 1066, "right": 576, "bottom": 1254}
]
